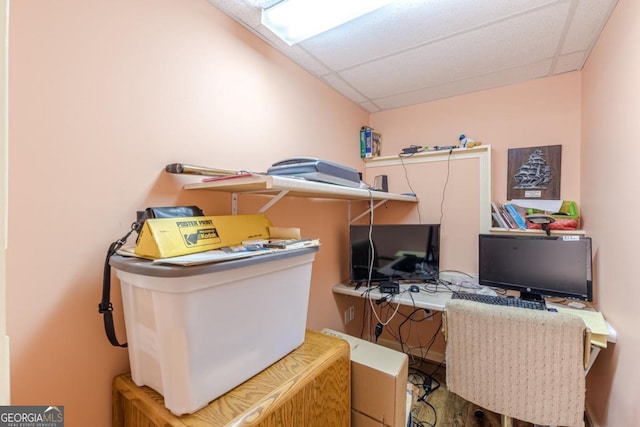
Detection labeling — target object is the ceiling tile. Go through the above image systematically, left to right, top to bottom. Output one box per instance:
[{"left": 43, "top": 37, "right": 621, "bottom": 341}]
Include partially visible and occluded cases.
[
  {"left": 207, "top": 0, "right": 619, "bottom": 111},
  {"left": 301, "top": 0, "right": 558, "bottom": 71},
  {"left": 561, "top": 0, "right": 618, "bottom": 54},
  {"left": 338, "top": 2, "right": 570, "bottom": 99},
  {"left": 553, "top": 52, "right": 588, "bottom": 74},
  {"left": 374, "top": 59, "right": 552, "bottom": 110},
  {"left": 321, "top": 74, "right": 367, "bottom": 103}
]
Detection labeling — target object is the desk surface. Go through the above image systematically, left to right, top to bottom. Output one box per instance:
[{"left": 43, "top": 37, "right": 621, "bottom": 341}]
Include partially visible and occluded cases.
[
  {"left": 332, "top": 282, "right": 616, "bottom": 344},
  {"left": 333, "top": 282, "right": 455, "bottom": 312}
]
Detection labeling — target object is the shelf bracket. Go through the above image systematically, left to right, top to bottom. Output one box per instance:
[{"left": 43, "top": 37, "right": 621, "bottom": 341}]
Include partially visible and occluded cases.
[
  {"left": 230, "top": 189, "right": 291, "bottom": 214},
  {"left": 258, "top": 190, "right": 290, "bottom": 213},
  {"left": 231, "top": 193, "right": 238, "bottom": 215},
  {"left": 349, "top": 199, "right": 389, "bottom": 224}
]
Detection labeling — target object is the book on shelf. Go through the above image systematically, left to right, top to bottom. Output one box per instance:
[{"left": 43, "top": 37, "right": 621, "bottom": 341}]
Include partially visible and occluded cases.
[
  {"left": 360, "top": 126, "right": 382, "bottom": 158},
  {"left": 360, "top": 126, "right": 372, "bottom": 158},
  {"left": 360, "top": 127, "right": 368, "bottom": 158},
  {"left": 371, "top": 129, "right": 382, "bottom": 157},
  {"left": 491, "top": 201, "right": 529, "bottom": 230},
  {"left": 491, "top": 201, "right": 510, "bottom": 229},
  {"left": 492, "top": 201, "right": 516, "bottom": 229},
  {"left": 504, "top": 203, "right": 528, "bottom": 230},
  {"left": 500, "top": 204, "right": 518, "bottom": 229},
  {"left": 492, "top": 212, "right": 508, "bottom": 229}
]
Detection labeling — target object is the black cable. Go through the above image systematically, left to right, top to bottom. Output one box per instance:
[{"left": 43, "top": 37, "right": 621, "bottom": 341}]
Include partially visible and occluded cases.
[
  {"left": 438, "top": 148, "right": 454, "bottom": 227},
  {"left": 398, "top": 155, "right": 422, "bottom": 224},
  {"left": 439, "top": 269, "right": 475, "bottom": 278},
  {"left": 358, "top": 285, "right": 378, "bottom": 339},
  {"left": 359, "top": 293, "right": 444, "bottom": 426},
  {"left": 386, "top": 297, "right": 443, "bottom": 420},
  {"left": 397, "top": 307, "right": 435, "bottom": 354},
  {"left": 374, "top": 322, "right": 384, "bottom": 342},
  {"left": 409, "top": 366, "right": 441, "bottom": 399},
  {"left": 409, "top": 367, "right": 438, "bottom": 427},
  {"left": 411, "top": 399, "right": 437, "bottom": 427}
]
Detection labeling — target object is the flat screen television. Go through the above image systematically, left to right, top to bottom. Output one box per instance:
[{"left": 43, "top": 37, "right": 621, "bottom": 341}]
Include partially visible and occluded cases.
[
  {"left": 349, "top": 224, "right": 440, "bottom": 284},
  {"left": 478, "top": 234, "right": 593, "bottom": 301}
]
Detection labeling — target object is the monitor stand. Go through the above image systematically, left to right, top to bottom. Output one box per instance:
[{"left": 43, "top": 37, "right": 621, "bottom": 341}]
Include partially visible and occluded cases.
[{"left": 519, "top": 291, "right": 545, "bottom": 302}]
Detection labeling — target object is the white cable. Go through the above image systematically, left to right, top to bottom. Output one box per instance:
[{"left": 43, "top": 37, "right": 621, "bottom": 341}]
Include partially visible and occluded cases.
[{"left": 368, "top": 290, "right": 403, "bottom": 326}]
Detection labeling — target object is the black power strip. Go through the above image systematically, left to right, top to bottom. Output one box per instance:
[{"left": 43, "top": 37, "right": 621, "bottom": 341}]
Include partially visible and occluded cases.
[{"left": 380, "top": 281, "right": 400, "bottom": 294}]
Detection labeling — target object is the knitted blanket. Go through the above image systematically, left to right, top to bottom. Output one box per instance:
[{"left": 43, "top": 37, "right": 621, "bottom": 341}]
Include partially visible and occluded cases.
[{"left": 445, "top": 299, "right": 586, "bottom": 427}]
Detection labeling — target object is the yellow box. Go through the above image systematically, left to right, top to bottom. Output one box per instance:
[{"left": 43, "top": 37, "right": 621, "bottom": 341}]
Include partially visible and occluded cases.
[{"left": 135, "top": 214, "right": 271, "bottom": 259}]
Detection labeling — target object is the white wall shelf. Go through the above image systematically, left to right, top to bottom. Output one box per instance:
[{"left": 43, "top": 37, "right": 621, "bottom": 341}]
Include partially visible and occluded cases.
[
  {"left": 363, "top": 144, "right": 490, "bottom": 166},
  {"left": 184, "top": 174, "right": 418, "bottom": 217},
  {"left": 488, "top": 227, "right": 586, "bottom": 236}
]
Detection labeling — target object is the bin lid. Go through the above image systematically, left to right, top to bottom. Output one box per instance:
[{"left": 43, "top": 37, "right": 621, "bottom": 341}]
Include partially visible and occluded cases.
[{"left": 109, "top": 247, "right": 318, "bottom": 278}]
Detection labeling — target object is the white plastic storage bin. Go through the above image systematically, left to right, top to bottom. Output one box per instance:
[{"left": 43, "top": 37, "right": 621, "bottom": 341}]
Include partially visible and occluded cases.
[{"left": 110, "top": 248, "right": 317, "bottom": 415}]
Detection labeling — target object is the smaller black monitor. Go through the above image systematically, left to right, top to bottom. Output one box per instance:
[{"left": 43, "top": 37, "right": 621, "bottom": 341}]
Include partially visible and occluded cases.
[
  {"left": 349, "top": 224, "right": 440, "bottom": 284},
  {"left": 478, "top": 234, "right": 593, "bottom": 301}
]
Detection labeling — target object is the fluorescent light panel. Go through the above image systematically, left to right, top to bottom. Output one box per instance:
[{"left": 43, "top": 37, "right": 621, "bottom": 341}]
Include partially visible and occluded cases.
[{"left": 261, "top": 0, "right": 394, "bottom": 46}]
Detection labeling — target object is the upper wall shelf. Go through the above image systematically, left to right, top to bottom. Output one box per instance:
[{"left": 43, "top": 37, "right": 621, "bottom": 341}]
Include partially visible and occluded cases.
[
  {"left": 363, "top": 144, "right": 490, "bottom": 167},
  {"left": 184, "top": 174, "right": 418, "bottom": 215},
  {"left": 488, "top": 227, "right": 586, "bottom": 236}
]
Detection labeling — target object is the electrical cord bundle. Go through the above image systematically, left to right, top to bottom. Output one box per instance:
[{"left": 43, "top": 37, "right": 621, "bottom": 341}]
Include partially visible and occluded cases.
[
  {"left": 355, "top": 145, "right": 463, "bottom": 427},
  {"left": 406, "top": 317, "right": 443, "bottom": 427},
  {"left": 409, "top": 365, "right": 440, "bottom": 427}
]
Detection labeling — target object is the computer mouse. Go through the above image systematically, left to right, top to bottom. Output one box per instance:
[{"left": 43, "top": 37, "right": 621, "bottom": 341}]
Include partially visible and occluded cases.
[
  {"left": 409, "top": 285, "right": 420, "bottom": 293},
  {"left": 567, "top": 301, "right": 586, "bottom": 309}
]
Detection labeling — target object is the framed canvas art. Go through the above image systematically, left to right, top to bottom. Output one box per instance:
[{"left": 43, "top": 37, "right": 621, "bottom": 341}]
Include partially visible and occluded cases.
[{"left": 507, "top": 145, "right": 561, "bottom": 200}]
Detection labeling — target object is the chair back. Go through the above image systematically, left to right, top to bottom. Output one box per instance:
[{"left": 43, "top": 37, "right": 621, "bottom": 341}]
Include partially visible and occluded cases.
[{"left": 444, "top": 299, "right": 589, "bottom": 427}]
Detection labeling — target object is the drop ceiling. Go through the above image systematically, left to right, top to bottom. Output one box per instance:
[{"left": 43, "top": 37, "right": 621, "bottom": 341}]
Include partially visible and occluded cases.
[{"left": 207, "top": 0, "right": 618, "bottom": 113}]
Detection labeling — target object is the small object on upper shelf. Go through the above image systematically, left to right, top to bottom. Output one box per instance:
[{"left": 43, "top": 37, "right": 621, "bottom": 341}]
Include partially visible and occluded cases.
[
  {"left": 360, "top": 126, "right": 382, "bottom": 158},
  {"left": 458, "top": 134, "right": 482, "bottom": 149},
  {"left": 400, "top": 145, "right": 425, "bottom": 155},
  {"left": 427, "top": 145, "right": 458, "bottom": 151},
  {"left": 267, "top": 157, "right": 361, "bottom": 188},
  {"left": 165, "top": 163, "right": 243, "bottom": 176},
  {"left": 525, "top": 200, "right": 580, "bottom": 231},
  {"left": 525, "top": 214, "right": 556, "bottom": 236}
]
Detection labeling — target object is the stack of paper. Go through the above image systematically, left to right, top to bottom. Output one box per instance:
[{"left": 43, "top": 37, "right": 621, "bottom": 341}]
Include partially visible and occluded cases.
[{"left": 547, "top": 303, "right": 609, "bottom": 348}]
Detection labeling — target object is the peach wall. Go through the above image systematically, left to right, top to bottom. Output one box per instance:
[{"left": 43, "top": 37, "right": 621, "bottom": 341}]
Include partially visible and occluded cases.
[
  {"left": 7, "top": 0, "right": 623, "bottom": 426},
  {"left": 581, "top": 0, "right": 640, "bottom": 424},
  {"left": 8, "top": 1, "right": 366, "bottom": 425},
  {"left": 371, "top": 72, "right": 582, "bottom": 206},
  {"left": 326, "top": 74, "right": 584, "bottom": 369},
  {"left": 366, "top": 74, "right": 582, "bottom": 286},
  {"left": 362, "top": 157, "right": 481, "bottom": 274}
]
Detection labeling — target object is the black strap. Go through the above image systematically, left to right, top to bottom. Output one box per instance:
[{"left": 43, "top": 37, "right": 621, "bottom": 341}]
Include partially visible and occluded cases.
[{"left": 99, "top": 222, "right": 139, "bottom": 348}]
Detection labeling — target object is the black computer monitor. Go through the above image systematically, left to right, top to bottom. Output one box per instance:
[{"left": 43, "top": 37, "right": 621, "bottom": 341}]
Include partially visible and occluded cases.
[
  {"left": 349, "top": 224, "right": 440, "bottom": 284},
  {"left": 478, "top": 233, "right": 593, "bottom": 301}
]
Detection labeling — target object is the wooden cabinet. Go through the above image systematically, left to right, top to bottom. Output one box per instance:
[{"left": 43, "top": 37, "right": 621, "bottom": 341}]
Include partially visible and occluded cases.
[{"left": 112, "top": 330, "right": 351, "bottom": 426}]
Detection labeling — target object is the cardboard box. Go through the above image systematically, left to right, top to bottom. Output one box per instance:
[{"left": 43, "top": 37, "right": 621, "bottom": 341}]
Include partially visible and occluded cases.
[
  {"left": 135, "top": 213, "right": 271, "bottom": 259},
  {"left": 322, "top": 329, "right": 408, "bottom": 427},
  {"left": 352, "top": 409, "right": 384, "bottom": 427}
]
